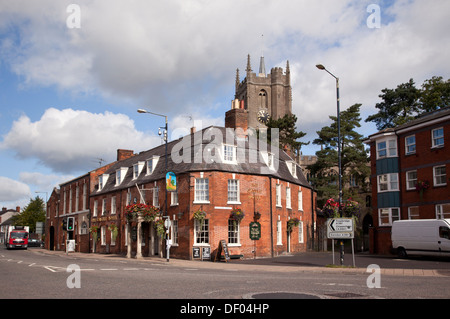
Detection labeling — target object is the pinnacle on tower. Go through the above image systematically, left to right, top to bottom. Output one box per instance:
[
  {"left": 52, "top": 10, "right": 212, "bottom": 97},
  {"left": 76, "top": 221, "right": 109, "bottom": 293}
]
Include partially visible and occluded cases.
[
  {"left": 246, "top": 54, "right": 252, "bottom": 73},
  {"left": 259, "top": 56, "right": 266, "bottom": 77}
]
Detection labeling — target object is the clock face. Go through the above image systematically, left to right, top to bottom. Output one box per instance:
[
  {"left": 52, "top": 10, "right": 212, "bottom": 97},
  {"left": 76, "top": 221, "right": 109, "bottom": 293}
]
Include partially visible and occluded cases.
[{"left": 257, "top": 110, "right": 269, "bottom": 124}]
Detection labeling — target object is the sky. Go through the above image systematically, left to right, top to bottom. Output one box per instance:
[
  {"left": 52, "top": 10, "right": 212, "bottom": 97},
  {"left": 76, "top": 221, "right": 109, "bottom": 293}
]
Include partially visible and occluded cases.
[{"left": 0, "top": 0, "right": 449, "bottom": 209}]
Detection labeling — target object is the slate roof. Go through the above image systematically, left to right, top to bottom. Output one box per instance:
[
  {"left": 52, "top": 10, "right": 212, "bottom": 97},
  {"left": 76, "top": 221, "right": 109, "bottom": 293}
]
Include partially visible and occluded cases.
[{"left": 94, "top": 126, "right": 312, "bottom": 195}]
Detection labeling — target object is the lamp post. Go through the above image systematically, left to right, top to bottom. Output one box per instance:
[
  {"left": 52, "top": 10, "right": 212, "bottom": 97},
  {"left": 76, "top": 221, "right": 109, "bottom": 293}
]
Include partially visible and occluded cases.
[
  {"left": 316, "top": 64, "right": 344, "bottom": 265},
  {"left": 137, "top": 108, "right": 170, "bottom": 262}
]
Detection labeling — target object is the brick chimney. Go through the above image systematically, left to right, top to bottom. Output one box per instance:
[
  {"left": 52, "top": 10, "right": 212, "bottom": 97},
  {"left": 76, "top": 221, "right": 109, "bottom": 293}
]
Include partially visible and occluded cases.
[
  {"left": 225, "top": 100, "right": 248, "bottom": 133},
  {"left": 117, "top": 149, "right": 134, "bottom": 161}
]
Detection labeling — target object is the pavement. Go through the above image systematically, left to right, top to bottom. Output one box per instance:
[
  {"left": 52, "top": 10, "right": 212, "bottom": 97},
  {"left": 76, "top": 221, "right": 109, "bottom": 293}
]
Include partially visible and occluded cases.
[{"left": 30, "top": 248, "right": 449, "bottom": 277}]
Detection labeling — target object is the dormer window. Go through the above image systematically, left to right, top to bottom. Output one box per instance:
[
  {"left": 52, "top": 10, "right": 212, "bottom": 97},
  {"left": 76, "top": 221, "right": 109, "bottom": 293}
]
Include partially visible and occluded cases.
[
  {"left": 222, "top": 144, "right": 237, "bottom": 163},
  {"left": 261, "top": 151, "right": 275, "bottom": 170},
  {"left": 146, "top": 156, "right": 160, "bottom": 175},
  {"left": 287, "top": 161, "right": 297, "bottom": 178},
  {"left": 133, "top": 162, "right": 145, "bottom": 179},
  {"left": 115, "top": 167, "right": 128, "bottom": 186},
  {"left": 98, "top": 174, "right": 109, "bottom": 191}
]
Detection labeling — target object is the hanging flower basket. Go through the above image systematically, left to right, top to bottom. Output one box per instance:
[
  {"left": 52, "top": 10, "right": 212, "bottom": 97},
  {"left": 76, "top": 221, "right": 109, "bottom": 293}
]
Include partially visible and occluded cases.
[
  {"left": 415, "top": 180, "right": 430, "bottom": 200},
  {"left": 322, "top": 198, "right": 361, "bottom": 219},
  {"left": 125, "top": 203, "right": 159, "bottom": 222},
  {"left": 230, "top": 208, "right": 245, "bottom": 227},
  {"left": 193, "top": 210, "right": 207, "bottom": 227},
  {"left": 287, "top": 218, "right": 300, "bottom": 232},
  {"left": 154, "top": 219, "right": 165, "bottom": 238},
  {"left": 108, "top": 224, "right": 118, "bottom": 241},
  {"left": 90, "top": 225, "right": 99, "bottom": 241}
]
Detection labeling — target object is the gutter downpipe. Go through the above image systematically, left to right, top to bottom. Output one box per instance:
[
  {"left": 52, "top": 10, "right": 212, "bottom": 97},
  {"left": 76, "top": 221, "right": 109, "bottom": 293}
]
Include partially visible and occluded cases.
[{"left": 269, "top": 176, "right": 274, "bottom": 257}]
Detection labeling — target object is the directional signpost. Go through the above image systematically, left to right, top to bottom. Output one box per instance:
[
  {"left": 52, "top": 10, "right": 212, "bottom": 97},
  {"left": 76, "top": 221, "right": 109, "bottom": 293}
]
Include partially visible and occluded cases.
[
  {"left": 327, "top": 218, "right": 355, "bottom": 267},
  {"left": 327, "top": 218, "right": 354, "bottom": 239}
]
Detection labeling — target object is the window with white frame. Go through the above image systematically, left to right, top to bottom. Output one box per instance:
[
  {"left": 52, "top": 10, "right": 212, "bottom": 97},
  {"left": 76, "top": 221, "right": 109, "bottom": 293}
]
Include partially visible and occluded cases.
[
  {"left": 432, "top": 127, "right": 444, "bottom": 148},
  {"left": 405, "top": 135, "right": 416, "bottom": 154},
  {"left": 377, "top": 138, "right": 397, "bottom": 159},
  {"left": 223, "top": 144, "right": 236, "bottom": 163},
  {"left": 146, "top": 156, "right": 159, "bottom": 175},
  {"left": 286, "top": 161, "right": 297, "bottom": 178},
  {"left": 433, "top": 165, "right": 447, "bottom": 186},
  {"left": 116, "top": 168, "right": 127, "bottom": 186},
  {"left": 406, "top": 170, "right": 417, "bottom": 190},
  {"left": 377, "top": 173, "right": 399, "bottom": 192},
  {"left": 99, "top": 174, "right": 108, "bottom": 191},
  {"left": 194, "top": 178, "right": 209, "bottom": 203},
  {"left": 227, "top": 179, "right": 240, "bottom": 203},
  {"left": 83, "top": 183, "right": 87, "bottom": 210},
  {"left": 276, "top": 184, "right": 282, "bottom": 207},
  {"left": 75, "top": 186, "right": 79, "bottom": 212},
  {"left": 153, "top": 187, "right": 159, "bottom": 207},
  {"left": 286, "top": 187, "right": 291, "bottom": 209},
  {"left": 126, "top": 188, "right": 131, "bottom": 206},
  {"left": 298, "top": 188, "right": 303, "bottom": 211},
  {"left": 171, "top": 191, "right": 178, "bottom": 206},
  {"left": 111, "top": 196, "right": 116, "bottom": 214},
  {"left": 102, "top": 198, "right": 107, "bottom": 215},
  {"left": 93, "top": 200, "right": 98, "bottom": 217},
  {"left": 436, "top": 203, "right": 450, "bottom": 219},
  {"left": 408, "top": 206, "right": 419, "bottom": 219},
  {"left": 378, "top": 207, "right": 400, "bottom": 226},
  {"left": 171, "top": 219, "right": 178, "bottom": 245},
  {"left": 194, "top": 219, "right": 209, "bottom": 245},
  {"left": 228, "top": 219, "right": 240, "bottom": 245},
  {"left": 277, "top": 220, "right": 282, "bottom": 245},
  {"left": 298, "top": 221, "right": 304, "bottom": 243},
  {"left": 101, "top": 226, "right": 106, "bottom": 245}
]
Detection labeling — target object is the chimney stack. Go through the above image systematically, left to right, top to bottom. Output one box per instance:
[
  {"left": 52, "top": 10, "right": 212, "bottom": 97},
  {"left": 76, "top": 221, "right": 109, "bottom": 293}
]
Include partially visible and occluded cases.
[{"left": 117, "top": 149, "right": 135, "bottom": 161}]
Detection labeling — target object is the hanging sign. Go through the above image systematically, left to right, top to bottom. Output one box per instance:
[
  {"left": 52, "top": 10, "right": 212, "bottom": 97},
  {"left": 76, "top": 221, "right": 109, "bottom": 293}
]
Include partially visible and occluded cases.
[
  {"left": 166, "top": 172, "right": 177, "bottom": 192},
  {"left": 249, "top": 222, "right": 261, "bottom": 240}
]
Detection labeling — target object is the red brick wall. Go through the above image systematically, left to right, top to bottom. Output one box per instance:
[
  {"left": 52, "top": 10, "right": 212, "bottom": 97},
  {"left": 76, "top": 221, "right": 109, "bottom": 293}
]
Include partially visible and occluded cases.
[{"left": 90, "top": 171, "right": 316, "bottom": 260}]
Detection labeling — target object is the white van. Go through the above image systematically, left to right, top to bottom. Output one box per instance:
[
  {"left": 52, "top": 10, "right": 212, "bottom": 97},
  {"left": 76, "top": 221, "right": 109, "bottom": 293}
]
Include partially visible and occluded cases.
[{"left": 391, "top": 219, "right": 450, "bottom": 258}]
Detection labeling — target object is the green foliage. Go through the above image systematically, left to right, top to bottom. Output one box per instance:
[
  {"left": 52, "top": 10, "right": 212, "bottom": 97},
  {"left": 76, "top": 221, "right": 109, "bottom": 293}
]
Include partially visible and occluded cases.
[
  {"left": 365, "top": 77, "right": 450, "bottom": 130},
  {"left": 308, "top": 104, "right": 369, "bottom": 207},
  {"left": 262, "top": 114, "right": 309, "bottom": 156},
  {"left": 11, "top": 196, "right": 46, "bottom": 232}
]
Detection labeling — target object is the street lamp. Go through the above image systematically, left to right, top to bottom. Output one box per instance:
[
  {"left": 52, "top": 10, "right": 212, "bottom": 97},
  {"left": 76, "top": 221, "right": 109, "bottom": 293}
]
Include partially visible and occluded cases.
[
  {"left": 316, "top": 64, "right": 344, "bottom": 265},
  {"left": 137, "top": 108, "right": 170, "bottom": 262}
]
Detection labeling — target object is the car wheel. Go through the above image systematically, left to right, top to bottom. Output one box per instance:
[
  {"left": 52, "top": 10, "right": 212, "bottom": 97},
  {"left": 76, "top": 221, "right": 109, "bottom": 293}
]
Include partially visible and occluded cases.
[{"left": 397, "top": 247, "right": 407, "bottom": 258}]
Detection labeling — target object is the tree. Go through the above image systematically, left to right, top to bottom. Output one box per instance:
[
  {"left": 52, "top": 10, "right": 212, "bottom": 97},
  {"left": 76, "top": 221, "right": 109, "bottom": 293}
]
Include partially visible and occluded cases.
[
  {"left": 420, "top": 76, "right": 450, "bottom": 113},
  {"left": 365, "top": 77, "right": 450, "bottom": 130},
  {"left": 365, "top": 79, "right": 421, "bottom": 130},
  {"left": 308, "top": 104, "right": 370, "bottom": 207},
  {"left": 263, "top": 114, "right": 309, "bottom": 157},
  {"left": 11, "top": 196, "right": 46, "bottom": 233}
]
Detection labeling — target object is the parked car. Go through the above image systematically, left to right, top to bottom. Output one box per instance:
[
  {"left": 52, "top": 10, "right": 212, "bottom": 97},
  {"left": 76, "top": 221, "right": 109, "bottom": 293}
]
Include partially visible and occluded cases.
[{"left": 28, "top": 238, "right": 43, "bottom": 247}]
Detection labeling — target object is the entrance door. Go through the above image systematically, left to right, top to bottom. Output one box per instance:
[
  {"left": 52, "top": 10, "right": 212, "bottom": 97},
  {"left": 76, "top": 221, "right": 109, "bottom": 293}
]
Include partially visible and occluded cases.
[
  {"left": 150, "top": 222, "right": 159, "bottom": 256},
  {"left": 49, "top": 226, "right": 55, "bottom": 250}
]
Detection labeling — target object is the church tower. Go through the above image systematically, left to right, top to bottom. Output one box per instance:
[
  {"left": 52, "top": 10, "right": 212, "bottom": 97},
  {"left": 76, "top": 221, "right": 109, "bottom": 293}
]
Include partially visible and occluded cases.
[{"left": 233, "top": 54, "right": 292, "bottom": 130}]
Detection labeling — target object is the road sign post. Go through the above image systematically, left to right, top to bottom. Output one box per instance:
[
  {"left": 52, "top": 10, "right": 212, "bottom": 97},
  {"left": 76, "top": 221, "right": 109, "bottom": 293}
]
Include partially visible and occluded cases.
[{"left": 327, "top": 218, "right": 355, "bottom": 266}]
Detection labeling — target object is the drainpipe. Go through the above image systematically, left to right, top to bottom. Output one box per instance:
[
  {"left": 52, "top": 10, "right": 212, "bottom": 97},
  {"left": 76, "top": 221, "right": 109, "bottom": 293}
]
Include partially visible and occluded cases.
[{"left": 269, "top": 177, "right": 274, "bottom": 257}]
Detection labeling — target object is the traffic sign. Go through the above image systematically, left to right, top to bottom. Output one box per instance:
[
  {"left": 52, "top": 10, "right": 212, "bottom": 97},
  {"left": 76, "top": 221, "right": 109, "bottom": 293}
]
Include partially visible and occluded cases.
[{"left": 327, "top": 218, "right": 354, "bottom": 239}]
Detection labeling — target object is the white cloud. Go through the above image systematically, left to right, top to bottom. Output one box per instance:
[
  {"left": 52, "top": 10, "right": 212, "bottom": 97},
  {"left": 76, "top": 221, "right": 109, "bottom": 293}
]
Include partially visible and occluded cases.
[
  {"left": 1, "top": 0, "right": 449, "bottom": 156},
  {"left": 1, "top": 108, "right": 160, "bottom": 173},
  {"left": 19, "top": 172, "right": 74, "bottom": 190},
  {"left": 0, "top": 176, "right": 31, "bottom": 202}
]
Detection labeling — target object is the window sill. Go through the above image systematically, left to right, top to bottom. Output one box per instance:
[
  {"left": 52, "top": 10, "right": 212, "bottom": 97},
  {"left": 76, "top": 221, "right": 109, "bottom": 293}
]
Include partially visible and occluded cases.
[
  {"left": 193, "top": 201, "right": 210, "bottom": 205},
  {"left": 227, "top": 201, "right": 241, "bottom": 205},
  {"left": 193, "top": 243, "right": 210, "bottom": 247},
  {"left": 228, "top": 243, "right": 241, "bottom": 247}
]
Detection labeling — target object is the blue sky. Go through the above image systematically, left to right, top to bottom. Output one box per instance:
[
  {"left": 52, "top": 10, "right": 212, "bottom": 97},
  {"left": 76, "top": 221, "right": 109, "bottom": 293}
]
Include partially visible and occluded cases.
[{"left": 0, "top": 0, "right": 449, "bottom": 209}]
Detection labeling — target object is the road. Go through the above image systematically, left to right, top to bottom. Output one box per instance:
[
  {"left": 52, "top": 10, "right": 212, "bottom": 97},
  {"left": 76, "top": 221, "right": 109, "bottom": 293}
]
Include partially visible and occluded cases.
[{"left": 1, "top": 247, "right": 449, "bottom": 306}]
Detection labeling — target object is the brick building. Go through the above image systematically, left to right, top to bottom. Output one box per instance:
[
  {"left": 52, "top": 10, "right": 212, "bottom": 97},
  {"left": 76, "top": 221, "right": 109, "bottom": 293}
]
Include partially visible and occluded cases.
[
  {"left": 88, "top": 106, "right": 316, "bottom": 260},
  {"left": 364, "top": 107, "right": 450, "bottom": 254},
  {"left": 44, "top": 150, "right": 130, "bottom": 252}
]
